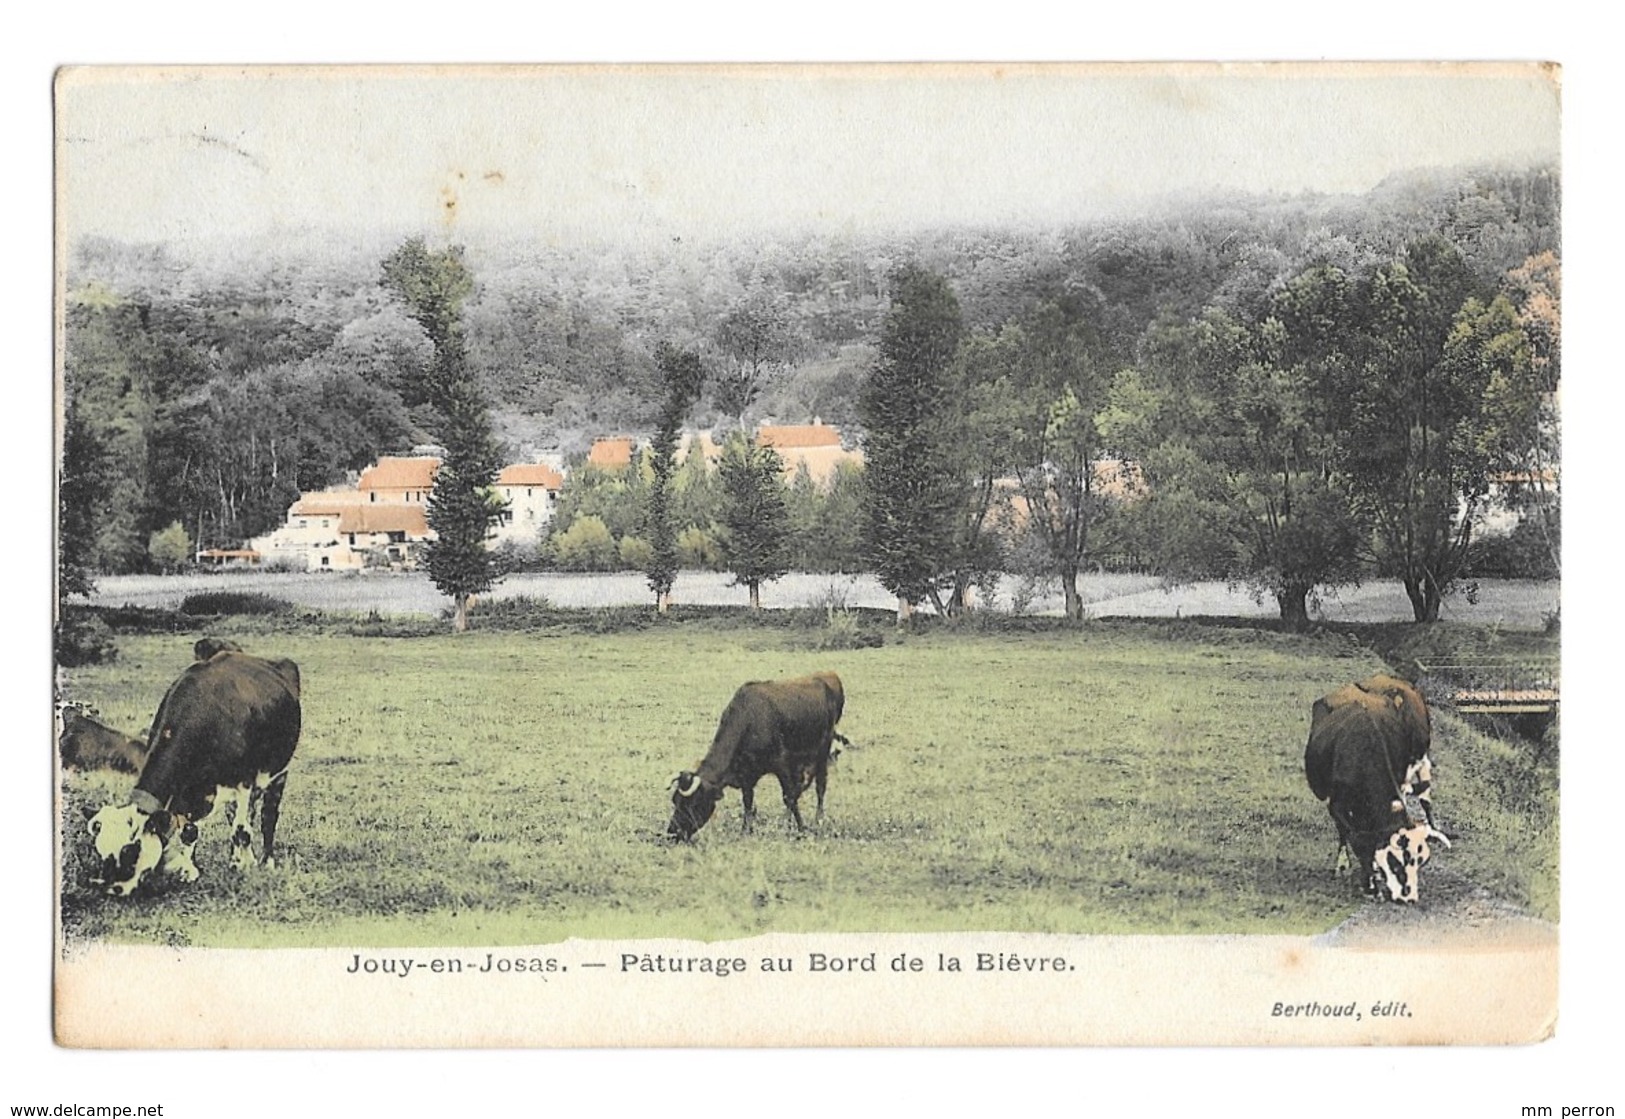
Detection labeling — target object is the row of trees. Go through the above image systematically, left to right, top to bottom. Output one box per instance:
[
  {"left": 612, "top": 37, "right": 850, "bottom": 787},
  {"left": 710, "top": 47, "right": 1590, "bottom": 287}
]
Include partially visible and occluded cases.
[
  {"left": 60, "top": 164, "right": 1556, "bottom": 577},
  {"left": 59, "top": 165, "right": 1558, "bottom": 628},
  {"left": 513, "top": 238, "right": 1555, "bottom": 630},
  {"left": 63, "top": 241, "right": 1556, "bottom": 631},
  {"left": 856, "top": 244, "right": 1558, "bottom": 626},
  {"left": 507, "top": 441, "right": 864, "bottom": 613}
]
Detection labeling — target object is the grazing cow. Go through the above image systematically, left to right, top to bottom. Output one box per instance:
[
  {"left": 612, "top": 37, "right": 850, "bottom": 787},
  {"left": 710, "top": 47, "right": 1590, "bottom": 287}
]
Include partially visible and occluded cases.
[
  {"left": 85, "top": 651, "right": 301, "bottom": 896},
  {"left": 667, "top": 671, "right": 849, "bottom": 841},
  {"left": 1311, "top": 674, "right": 1436, "bottom": 826},
  {"left": 1305, "top": 678, "right": 1450, "bottom": 903},
  {"left": 58, "top": 707, "right": 147, "bottom": 775}
]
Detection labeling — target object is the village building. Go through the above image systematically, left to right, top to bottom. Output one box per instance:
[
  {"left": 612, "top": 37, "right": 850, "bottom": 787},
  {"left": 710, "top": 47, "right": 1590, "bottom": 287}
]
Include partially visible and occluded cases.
[
  {"left": 755, "top": 420, "right": 863, "bottom": 487},
  {"left": 586, "top": 436, "right": 637, "bottom": 470},
  {"left": 252, "top": 454, "right": 564, "bottom": 571},
  {"left": 357, "top": 455, "right": 440, "bottom": 504},
  {"left": 491, "top": 463, "right": 565, "bottom": 545},
  {"left": 1475, "top": 467, "right": 1560, "bottom": 537},
  {"left": 249, "top": 483, "right": 434, "bottom": 572},
  {"left": 196, "top": 548, "right": 262, "bottom": 568}
]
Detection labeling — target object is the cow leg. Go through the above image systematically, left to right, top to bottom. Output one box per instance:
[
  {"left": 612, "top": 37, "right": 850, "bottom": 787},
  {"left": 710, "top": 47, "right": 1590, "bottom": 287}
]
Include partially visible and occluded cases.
[
  {"left": 812, "top": 732, "right": 835, "bottom": 823},
  {"left": 1404, "top": 755, "right": 1436, "bottom": 828},
  {"left": 814, "top": 764, "right": 829, "bottom": 823},
  {"left": 259, "top": 771, "right": 288, "bottom": 867},
  {"left": 777, "top": 774, "right": 807, "bottom": 832},
  {"left": 740, "top": 784, "right": 756, "bottom": 834},
  {"left": 223, "top": 785, "right": 256, "bottom": 871},
  {"left": 161, "top": 786, "right": 231, "bottom": 882},
  {"left": 1326, "top": 803, "right": 1352, "bottom": 876},
  {"left": 159, "top": 819, "right": 203, "bottom": 883}
]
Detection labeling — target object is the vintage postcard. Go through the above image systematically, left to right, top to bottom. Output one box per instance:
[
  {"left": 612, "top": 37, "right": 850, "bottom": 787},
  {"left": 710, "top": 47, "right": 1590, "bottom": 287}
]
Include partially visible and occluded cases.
[{"left": 54, "top": 62, "right": 1561, "bottom": 1049}]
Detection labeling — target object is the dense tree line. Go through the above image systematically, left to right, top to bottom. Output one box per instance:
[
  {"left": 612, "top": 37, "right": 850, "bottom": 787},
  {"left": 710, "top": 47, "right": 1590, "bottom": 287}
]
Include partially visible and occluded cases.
[
  {"left": 59, "top": 163, "right": 1558, "bottom": 627},
  {"left": 856, "top": 236, "right": 1559, "bottom": 626}
]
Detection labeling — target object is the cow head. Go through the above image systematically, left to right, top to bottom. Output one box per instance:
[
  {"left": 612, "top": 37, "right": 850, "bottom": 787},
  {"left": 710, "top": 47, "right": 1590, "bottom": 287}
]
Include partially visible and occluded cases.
[
  {"left": 193, "top": 637, "right": 244, "bottom": 661},
  {"left": 666, "top": 772, "right": 722, "bottom": 841},
  {"left": 84, "top": 800, "right": 168, "bottom": 896},
  {"left": 1368, "top": 815, "right": 1452, "bottom": 903}
]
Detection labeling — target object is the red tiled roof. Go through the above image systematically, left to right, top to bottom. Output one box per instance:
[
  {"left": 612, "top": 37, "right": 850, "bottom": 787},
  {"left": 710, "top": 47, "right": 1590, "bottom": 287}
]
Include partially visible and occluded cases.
[
  {"left": 757, "top": 423, "right": 842, "bottom": 450},
  {"left": 588, "top": 438, "right": 635, "bottom": 468},
  {"left": 359, "top": 456, "right": 441, "bottom": 491},
  {"left": 498, "top": 464, "right": 564, "bottom": 489},
  {"left": 335, "top": 505, "right": 431, "bottom": 536}
]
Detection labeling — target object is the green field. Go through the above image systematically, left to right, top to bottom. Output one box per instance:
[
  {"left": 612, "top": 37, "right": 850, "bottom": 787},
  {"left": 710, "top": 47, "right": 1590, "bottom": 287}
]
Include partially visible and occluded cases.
[{"left": 57, "top": 620, "right": 1558, "bottom": 946}]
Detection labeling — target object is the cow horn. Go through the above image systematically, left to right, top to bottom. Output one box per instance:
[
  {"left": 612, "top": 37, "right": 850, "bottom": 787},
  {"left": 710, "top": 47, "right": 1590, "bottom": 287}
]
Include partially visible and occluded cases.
[
  {"left": 676, "top": 774, "right": 702, "bottom": 798},
  {"left": 1426, "top": 826, "right": 1453, "bottom": 849}
]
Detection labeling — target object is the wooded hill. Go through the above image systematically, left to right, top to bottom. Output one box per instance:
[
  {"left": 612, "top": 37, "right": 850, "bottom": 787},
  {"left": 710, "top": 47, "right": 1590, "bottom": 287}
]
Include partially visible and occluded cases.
[{"left": 61, "top": 161, "right": 1558, "bottom": 578}]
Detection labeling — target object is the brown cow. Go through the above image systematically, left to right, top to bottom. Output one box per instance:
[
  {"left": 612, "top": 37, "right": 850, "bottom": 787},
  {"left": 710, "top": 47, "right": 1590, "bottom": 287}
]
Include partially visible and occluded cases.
[
  {"left": 667, "top": 671, "right": 849, "bottom": 841},
  {"left": 1310, "top": 673, "right": 1435, "bottom": 826},
  {"left": 1305, "top": 675, "right": 1449, "bottom": 902},
  {"left": 58, "top": 707, "right": 147, "bottom": 774}
]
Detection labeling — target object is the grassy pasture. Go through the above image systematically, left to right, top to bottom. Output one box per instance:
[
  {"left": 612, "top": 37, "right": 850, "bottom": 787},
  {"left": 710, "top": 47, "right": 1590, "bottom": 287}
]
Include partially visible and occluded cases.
[{"left": 58, "top": 621, "right": 1555, "bottom": 946}]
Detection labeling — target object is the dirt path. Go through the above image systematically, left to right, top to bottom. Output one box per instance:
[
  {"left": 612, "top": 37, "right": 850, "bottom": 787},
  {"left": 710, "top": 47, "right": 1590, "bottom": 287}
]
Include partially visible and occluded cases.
[{"left": 1314, "top": 865, "right": 1557, "bottom": 949}]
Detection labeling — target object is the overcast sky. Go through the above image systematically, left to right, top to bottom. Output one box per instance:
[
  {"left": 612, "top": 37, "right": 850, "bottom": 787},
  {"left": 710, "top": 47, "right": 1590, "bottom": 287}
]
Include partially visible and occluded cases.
[{"left": 57, "top": 62, "right": 1560, "bottom": 250}]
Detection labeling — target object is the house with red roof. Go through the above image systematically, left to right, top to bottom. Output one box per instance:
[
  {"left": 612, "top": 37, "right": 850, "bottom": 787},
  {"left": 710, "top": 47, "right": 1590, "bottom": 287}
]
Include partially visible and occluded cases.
[
  {"left": 755, "top": 421, "right": 863, "bottom": 487},
  {"left": 586, "top": 436, "right": 637, "bottom": 470},
  {"left": 252, "top": 454, "right": 566, "bottom": 570},
  {"left": 358, "top": 456, "right": 440, "bottom": 503},
  {"left": 492, "top": 463, "right": 565, "bottom": 545},
  {"left": 250, "top": 484, "right": 435, "bottom": 571}
]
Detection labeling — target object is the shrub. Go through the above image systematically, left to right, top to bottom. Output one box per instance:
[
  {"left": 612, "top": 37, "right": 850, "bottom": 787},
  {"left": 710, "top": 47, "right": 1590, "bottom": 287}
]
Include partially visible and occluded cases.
[
  {"left": 551, "top": 516, "right": 619, "bottom": 572},
  {"left": 1470, "top": 518, "right": 1559, "bottom": 579},
  {"left": 147, "top": 521, "right": 193, "bottom": 573},
  {"left": 676, "top": 525, "right": 722, "bottom": 570},
  {"left": 618, "top": 534, "right": 654, "bottom": 571},
  {"left": 491, "top": 538, "right": 547, "bottom": 574},
  {"left": 804, "top": 576, "right": 858, "bottom": 613},
  {"left": 178, "top": 591, "right": 293, "bottom": 617},
  {"left": 467, "top": 594, "right": 557, "bottom": 624},
  {"left": 804, "top": 608, "right": 884, "bottom": 651},
  {"left": 55, "top": 610, "right": 117, "bottom": 667}
]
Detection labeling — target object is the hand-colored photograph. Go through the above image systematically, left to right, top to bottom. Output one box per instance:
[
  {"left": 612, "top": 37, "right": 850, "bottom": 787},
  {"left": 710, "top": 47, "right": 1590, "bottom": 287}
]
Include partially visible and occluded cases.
[{"left": 53, "top": 62, "right": 1561, "bottom": 1048}]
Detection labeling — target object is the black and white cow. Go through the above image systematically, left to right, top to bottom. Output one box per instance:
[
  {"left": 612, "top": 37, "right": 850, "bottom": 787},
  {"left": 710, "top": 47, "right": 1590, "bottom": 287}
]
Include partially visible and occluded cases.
[
  {"left": 85, "top": 651, "right": 301, "bottom": 896},
  {"left": 667, "top": 671, "right": 849, "bottom": 841},
  {"left": 1305, "top": 679, "right": 1450, "bottom": 903}
]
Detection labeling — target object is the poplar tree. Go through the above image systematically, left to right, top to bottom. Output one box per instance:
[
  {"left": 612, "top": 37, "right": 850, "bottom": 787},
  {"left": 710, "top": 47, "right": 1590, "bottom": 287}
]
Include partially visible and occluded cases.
[
  {"left": 382, "top": 238, "right": 504, "bottom": 632},
  {"left": 859, "top": 265, "right": 964, "bottom": 619},
  {"left": 646, "top": 343, "right": 704, "bottom": 612}
]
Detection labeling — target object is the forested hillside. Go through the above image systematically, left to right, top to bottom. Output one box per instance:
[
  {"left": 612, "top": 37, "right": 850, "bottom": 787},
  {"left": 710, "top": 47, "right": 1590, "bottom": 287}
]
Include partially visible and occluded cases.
[{"left": 60, "top": 161, "right": 1558, "bottom": 588}]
